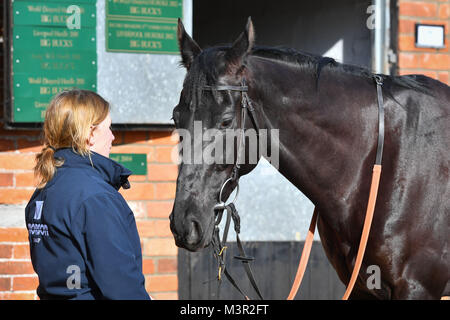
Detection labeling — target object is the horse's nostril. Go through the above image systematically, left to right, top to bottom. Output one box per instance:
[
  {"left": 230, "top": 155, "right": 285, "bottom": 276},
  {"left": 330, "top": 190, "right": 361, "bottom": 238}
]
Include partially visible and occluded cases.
[{"left": 186, "top": 220, "right": 203, "bottom": 246}]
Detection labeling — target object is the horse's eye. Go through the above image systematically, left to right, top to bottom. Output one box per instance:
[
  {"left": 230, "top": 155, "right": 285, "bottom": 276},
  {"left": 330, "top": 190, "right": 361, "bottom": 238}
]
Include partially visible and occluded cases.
[{"left": 220, "top": 119, "right": 233, "bottom": 128}]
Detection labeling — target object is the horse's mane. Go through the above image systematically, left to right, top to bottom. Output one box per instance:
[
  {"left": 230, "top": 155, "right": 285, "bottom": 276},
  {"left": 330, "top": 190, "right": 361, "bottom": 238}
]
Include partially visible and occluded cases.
[{"left": 250, "top": 46, "right": 431, "bottom": 95}]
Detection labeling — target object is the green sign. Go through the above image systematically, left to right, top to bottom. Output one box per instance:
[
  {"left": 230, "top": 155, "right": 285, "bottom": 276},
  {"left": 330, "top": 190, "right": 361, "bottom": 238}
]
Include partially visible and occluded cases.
[
  {"left": 12, "top": 0, "right": 97, "bottom": 123},
  {"left": 106, "top": 0, "right": 182, "bottom": 54},
  {"left": 106, "top": 0, "right": 183, "bottom": 20},
  {"left": 13, "top": 1, "right": 96, "bottom": 28},
  {"left": 106, "top": 18, "right": 178, "bottom": 53},
  {"left": 13, "top": 25, "right": 96, "bottom": 51},
  {"left": 13, "top": 51, "right": 97, "bottom": 76},
  {"left": 14, "top": 73, "right": 96, "bottom": 100},
  {"left": 110, "top": 153, "right": 147, "bottom": 175}
]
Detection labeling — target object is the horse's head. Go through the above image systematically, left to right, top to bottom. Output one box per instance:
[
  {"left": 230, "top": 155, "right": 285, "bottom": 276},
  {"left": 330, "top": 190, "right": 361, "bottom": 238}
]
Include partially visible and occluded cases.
[{"left": 170, "top": 18, "right": 259, "bottom": 251}]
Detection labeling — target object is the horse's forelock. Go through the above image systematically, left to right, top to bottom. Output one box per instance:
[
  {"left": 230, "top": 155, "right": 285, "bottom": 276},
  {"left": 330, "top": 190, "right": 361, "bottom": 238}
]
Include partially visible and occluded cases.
[{"left": 183, "top": 48, "right": 232, "bottom": 112}]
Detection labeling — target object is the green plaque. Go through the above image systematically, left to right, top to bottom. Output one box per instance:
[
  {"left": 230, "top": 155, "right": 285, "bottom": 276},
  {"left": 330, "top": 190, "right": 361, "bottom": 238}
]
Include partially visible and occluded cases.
[
  {"left": 11, "top": 0, "right": 97, "bottom": 123},
  {"left": 105, "top": 0, "right": 182, "bottom": 54},
  {"left": 106, "top": 0, "right": 183, "bottom": 20},
  {"left": 13, "top": 1, "right": 96, "bottom": 28},
  {"left": 106, "top": 18, "right": 178, "bottom": 53},
  {"left": 13, "top": 26, "right": 96, "bottom": 52},
  {"left": 13, "top": 51, "right": 97, "bottom": 76},
  {"left": 14, "top": 73, "right": 96, "bottom": 96},
  {"left": 13, "top": 74, "right": 97, "bottom": 122},
  {"left": 110, "top": 153, "right": 147, "bottom": 175}
]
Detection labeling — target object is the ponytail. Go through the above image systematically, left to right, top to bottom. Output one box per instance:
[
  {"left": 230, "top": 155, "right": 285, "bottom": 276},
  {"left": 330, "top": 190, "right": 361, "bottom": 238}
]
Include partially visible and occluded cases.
[{"left": 34, "top": 145, "right": 64, "bottom": 189}]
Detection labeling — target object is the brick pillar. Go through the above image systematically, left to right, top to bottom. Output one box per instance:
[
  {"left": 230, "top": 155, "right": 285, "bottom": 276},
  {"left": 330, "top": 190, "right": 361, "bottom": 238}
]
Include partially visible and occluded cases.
[{"left": 398, "top": 0, "right": 450, "bottom": 84}]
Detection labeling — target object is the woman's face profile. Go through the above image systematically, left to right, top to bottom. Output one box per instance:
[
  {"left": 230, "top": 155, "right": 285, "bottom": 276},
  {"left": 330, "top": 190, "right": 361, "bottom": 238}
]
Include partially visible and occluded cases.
[{"left": 89, "top": 113, "right": 115, "bottom": 157}]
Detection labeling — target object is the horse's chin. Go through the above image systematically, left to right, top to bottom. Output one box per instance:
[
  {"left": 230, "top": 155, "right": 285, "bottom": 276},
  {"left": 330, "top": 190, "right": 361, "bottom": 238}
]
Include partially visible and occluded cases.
[
  {"left": 176, "top": 234, "right": 212, "bottom": 252},
  {"left": 188, "top": 241, "right": 212, "bottom": 252}
]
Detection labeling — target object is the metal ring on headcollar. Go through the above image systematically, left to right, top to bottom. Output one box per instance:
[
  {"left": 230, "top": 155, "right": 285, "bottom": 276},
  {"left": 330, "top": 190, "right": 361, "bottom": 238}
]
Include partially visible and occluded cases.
[{"left": 214, "top": 178, "right": 239, "bottom": 211}]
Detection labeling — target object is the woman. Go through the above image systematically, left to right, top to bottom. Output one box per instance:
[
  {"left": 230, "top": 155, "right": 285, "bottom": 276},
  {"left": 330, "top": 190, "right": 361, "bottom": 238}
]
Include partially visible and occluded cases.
[{"left": 25, "top": 89, "right": 150, "bottom": 300}]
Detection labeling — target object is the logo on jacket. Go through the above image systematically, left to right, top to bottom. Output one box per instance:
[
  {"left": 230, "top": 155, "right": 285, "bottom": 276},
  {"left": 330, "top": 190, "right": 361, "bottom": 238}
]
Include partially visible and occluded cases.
[
  {"left": 29, "top": 201, "right": 49, "bottom": 241},
  {"left": 34, "top": 201, "right": 44, "bottom": 220},
  {"left": 28, "top": 223, "right": 49, "bottom": 237}
]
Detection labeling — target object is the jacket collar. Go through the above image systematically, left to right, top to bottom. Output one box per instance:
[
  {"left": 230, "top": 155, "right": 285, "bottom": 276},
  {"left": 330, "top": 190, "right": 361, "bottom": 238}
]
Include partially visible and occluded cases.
[{"left": 54, "top": 148, "right": 132, "bottom": 190}]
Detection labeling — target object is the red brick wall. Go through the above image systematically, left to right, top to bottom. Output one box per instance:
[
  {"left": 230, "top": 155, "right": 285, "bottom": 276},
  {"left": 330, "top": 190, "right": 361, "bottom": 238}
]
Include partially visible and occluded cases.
[
  {"left": 398, "top": 0, "right": 450, "bottom": 84},
  {"left": 0, "top": 128, "right": 179, "bottom": 300},
  {"left": 0, "top": 227, "right": 36, "bottom": 300}
]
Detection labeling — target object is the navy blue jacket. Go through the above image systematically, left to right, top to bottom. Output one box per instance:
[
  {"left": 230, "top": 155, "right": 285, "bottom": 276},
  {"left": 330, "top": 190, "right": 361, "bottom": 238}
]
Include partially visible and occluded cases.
[{"left": 25, "top": 148, "right": 150, "bottom": 300}]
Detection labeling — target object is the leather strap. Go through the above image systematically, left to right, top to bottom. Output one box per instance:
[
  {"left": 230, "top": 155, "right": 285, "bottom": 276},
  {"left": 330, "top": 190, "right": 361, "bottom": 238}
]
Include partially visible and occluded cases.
[
  {"left": 374, "top": 75, "right": 385, "bottom": 165},
  {"left": 207, "top": 79, "right": 265, "bottom": 300},
  {"left": 202, "top": 80, "right": 260, "bottom": 135},
  {"left": 203, "top": 85, "right": 248, "bottom": 92},
  {"left": 212, "top": 203, "right": 264, "bottom": 300},
  {"left": 229, "top": 203, "right": 264, "bottom": 300}
]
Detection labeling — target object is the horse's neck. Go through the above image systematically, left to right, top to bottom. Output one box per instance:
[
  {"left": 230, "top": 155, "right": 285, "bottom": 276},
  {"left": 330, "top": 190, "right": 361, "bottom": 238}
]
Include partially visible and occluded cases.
[{"left": 249, "top": 57, "right": 378, "bottom": 218}]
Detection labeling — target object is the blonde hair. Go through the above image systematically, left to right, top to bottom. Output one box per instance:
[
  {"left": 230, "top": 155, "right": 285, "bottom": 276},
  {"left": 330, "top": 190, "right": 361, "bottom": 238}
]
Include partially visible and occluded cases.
[{"left": 35, "top": 89, "right": 110, "bottom": 188}]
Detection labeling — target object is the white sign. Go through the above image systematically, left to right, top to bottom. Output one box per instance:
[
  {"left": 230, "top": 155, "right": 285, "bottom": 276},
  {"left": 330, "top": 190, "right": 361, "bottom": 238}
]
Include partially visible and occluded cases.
[{"left": 415, "top": 24, "right": 445, "bottom": 49}]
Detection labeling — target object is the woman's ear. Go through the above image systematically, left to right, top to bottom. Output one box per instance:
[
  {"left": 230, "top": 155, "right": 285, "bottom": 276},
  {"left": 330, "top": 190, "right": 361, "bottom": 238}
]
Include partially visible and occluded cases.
[{"left": 87, "top": 127, "right": 95, "bottom": 147}]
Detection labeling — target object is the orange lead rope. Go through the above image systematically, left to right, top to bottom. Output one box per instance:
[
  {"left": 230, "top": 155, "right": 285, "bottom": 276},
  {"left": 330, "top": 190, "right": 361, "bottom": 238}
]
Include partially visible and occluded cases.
[
  {"left": 288, "top": 75, "right": 385, "bottom": 300},
  {"left": 287, "top": 164, "right": 382, "bottom": 300},
  {"left": 341, "top": 164, "right": 381, "bottom": 300},
  {"left": 287, "top": 208, "right": 318, "bottom": 300}
]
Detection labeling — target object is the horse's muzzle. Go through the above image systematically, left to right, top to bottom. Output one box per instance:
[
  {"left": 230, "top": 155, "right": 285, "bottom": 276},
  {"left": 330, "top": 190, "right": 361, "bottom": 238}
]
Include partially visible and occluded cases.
[{"left": 170, "top": 212, "right": 209, "bottom": 252}]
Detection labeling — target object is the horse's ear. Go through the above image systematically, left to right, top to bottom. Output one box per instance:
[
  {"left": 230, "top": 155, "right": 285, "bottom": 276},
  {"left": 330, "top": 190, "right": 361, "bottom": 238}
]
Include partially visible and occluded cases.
[
  {"left": 226, "top": 17, "right": 255, "bottom": 67},
  {"left": 177, "top": 18, "right": 201, "bottom": 70}
]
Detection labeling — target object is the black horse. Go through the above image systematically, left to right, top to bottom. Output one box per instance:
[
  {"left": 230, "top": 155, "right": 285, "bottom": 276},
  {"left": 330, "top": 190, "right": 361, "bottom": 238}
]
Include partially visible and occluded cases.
[{"left": 169, "top": 18, "right": 449, "bottom": 299}]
